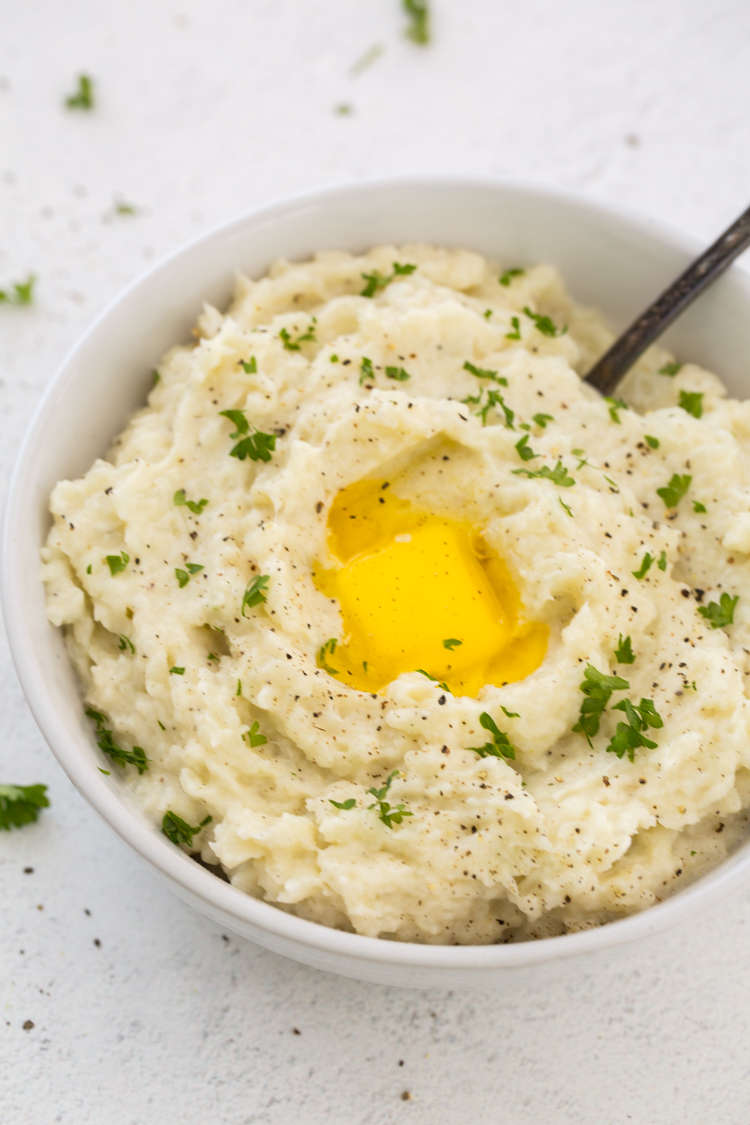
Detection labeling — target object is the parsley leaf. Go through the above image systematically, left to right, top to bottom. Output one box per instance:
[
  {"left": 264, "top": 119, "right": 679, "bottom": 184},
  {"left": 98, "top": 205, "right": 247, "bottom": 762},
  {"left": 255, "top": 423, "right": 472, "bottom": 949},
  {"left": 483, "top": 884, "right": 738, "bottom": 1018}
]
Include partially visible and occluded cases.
[
  {"left": 403, "top": 0, "right": 430, "bottom": 45},
  {"left": 64, "top": 73, "right": 94, "bottom": 110},
  {"left": 360, "top": 262, "right": 417, "bottom": 297},
  {"left": 499, "top": 268, "right": 525, "bottom": 286},
  {"left": 0, "top": 274, "right": 36, "bottom": 305},
  {"left": 523, "top": 306, "right": 567, "bottom": 337},
  {"left": 505, "top": 316, "right": 521, "bottom": 340},
  {"left": 279, "top": 318, "right": 317, "bottom": 350},
  {"left": 360, "top": 356, "right": 374, "bottom": 384},
  {"left": 239, "top": 357, "right": 257, "bottom": 373},
  {"left": 463, "top": 360, "right": 507, "bottom": 386},
  {"left": 659, "top": 362, "right": 682, "bottom": 376},
  {"left": 386, "top": 365, "right": 411, "bottom": 381},
  {"left": 478, "top": 389, "right": 514, "bottom": 428},
  {"left": 679, "top": 390, "right": 704, "bottom": 418},
  {"left": 605, "top": 396, "right": 628, "bottom": 424},
  {"left": 219, "top": 409, "right": 249, "bottom": 437},
  {"left": 533, "top": 413, "right": 554, "bottom": 428},
  {"left": 231, "top": 431, "right": 276, "bottom": 462},
  {"left": 515, "top": 434, "right": 538, "bottom": 462},
  {"left": 645, "top": 434, "right": 660, "bottom": 448},
  {"left": 512, "top": 460, "right": 575, "bottom": 487},
  {"left": 657, "top": 473, "right": 691, "bottom": 509},
  {"left": 174, "top": 489, "right": 208, "bottom": 515},
  {"left": 559, "top": 497, "right": 573, "bottom": 517},
  {"left": 693, "top": 501, "right": 707, "bottom": 513},
  {"left": 657, "top": 550, "right": 667, "bottom": 572},
  {"left": 105, "top": 551, "right": 129, "bottom": 576},
  {"left": 632, "top": 553, "right": 653, "bottom": 580},
  {"left": 186, "top": 563, "right": 203, "bottom": 575},
  {"left": 175, "top": 569, "right": 189, "bottom": 588},
  {"left": 242, "top": 574, "right": 270, "bottom": 615},
  {"left": 698, "top": 592, "right": 739, "bottom": 629},
  {"left": 614, "top": 634, "right": 635, "bottom": 664},
  {"left": 118, "top": 635, "right": 135, "bottom": 654},
  {"left": 318, "top": 637, "right": 338, "bottom": 674},
  {"left": 442, "top": 638, "right": 461, "bottom": 649},
  {"left": 572, "top": 665, "right": 630, "bottom": 746},
  {"left": 170, "top": 667, "right": 185, "bottom": 675},
  {"left": 416, "top": 669, "right": 450, "bottom": 692},
  {"left": 608, "top": 698, "right": 663, "bottom": 761},
  {"left": 501, "top": 706, "right": 520, "bottom": 718},
  {"left": 85, "top": 707, "right": 149, "bottom": 773},
  {"left": 468, "top": 712, "right": 517, "bottom": 760},
  {"left": 245, "top": 721, "right": 268, "bottom": 747},
  {"left": 367, "top": 770, "right": 413, "bottom": 828},
  {"left": 0, "top": 784, "right": 49, "bottom": 831},
  {"left": 329, "top": 797, "right": 356, "bottom": 810},
  {"left": 162, "top": 811, "right": 212, "bottom": 848}
]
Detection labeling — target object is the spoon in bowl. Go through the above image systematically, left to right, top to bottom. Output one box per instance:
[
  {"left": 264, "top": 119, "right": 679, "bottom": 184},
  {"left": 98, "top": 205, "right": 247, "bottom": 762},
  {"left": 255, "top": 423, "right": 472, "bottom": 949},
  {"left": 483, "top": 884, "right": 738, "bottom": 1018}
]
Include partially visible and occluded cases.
[{"left": 585, "top": 202, "right": 750, "bottom": 396}]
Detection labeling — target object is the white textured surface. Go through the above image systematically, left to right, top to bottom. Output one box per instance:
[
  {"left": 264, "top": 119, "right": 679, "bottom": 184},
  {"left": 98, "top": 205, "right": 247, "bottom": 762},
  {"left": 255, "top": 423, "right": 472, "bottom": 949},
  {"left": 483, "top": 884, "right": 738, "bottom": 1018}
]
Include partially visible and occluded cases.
[{"left": 2, "top": 2, "right": 750, "bottom": 1120}]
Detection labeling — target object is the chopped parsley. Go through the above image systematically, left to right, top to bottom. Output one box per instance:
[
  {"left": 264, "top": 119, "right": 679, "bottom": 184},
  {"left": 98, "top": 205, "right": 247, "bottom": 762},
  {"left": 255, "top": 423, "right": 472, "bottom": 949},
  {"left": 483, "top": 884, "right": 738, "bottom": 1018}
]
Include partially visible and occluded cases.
[
  {"left": 403, "top": 0, "right": 430, "bottom": 45},
  {"left": 64, "top": 73, "right": 94, "bottom": 110},
  {"left": 115, "top": 202, "right": 136, "bottom": 215},
  {"left": 360, "top": 262, "right": 416, "bottom": 298},
  {"left": 499, "top": 268, "right": 525, "bottom": 286},
  {"left": 0, "top": 274, "right": 36, "bottom": 305},
  {"left": 523, "top": 307, "right": 567, "bottom": 337},
  {"left": 483, "top": 309, "right": 493, "bottom": 319},
  {"left": 505, "top": 316, "right": 521, "bottom": 340},
  {"left": 279, "top": 318, "right": 317, "bottom": 350},
  {"left": 360, "top": 356, "right": 374, "bottom": 384},
  {"left": 239, "top": 357, "right": 257, "bottom": 373},
  {"left": 463, "top": 360, "right": 507, "bottom": 386},
  {"left": 659, "top": 362, "right": 682, "bottom": 376},
  {"left": 386, "top": 365, "right": 410, "bottom": 381},
  {"left": 478, "top": 389, "right": 514, "bottom": 428},
  {"left": 679, "top": 390, "right": 704, "bottom": 418},
  {"left": 605, "top": 396, "right": 628, "bottom": 424},
  {"left": 219, "top": 408, "right": 276, "bottom": 462},
  {"left": 533, "top": 413, "right": 554, "bottom": 428},
  {"left": 515, "top": 434, "right": 538, "bottom": 462},
  {"left": 645, "top": 434, "right": 660, "bottom": 448},
  {"left": 512, "top": 460, "right": 575, "bottom": 487},
  {"left": 657, "top": 473, "right": 691, "bottom": 509},
  {"left": 174, "top": 489, "right": 208, "bottom": 515},
  {"left": 559, "top": 497, "right": 573, "bottom": 517},
  {"left": 693, "top": 501, "right": 707, "bottom": 513},
  {"left": 657, "top": 550, "right": 667, "bottom": 572},
  {"left": 105, "top": 551, "right": 129, "bottom": 576},
  {"left": 632, "top": 553, "right": 653, "bottom": 579},
  {"left": 176, "top": 563, "right": 203, "bottom": 588},
  {"left": 86, "top": 564, "right": 92, "bottom": 574},
  {"left": 242, "top": 574, "right": 270, "bottom": 615},
  {"left": 698, "top": 593, "right": 739, "bottom": 629},
  {"left": 614, "top": 634, "right": 635, "bottom": 664},
  {"left": 118, "top": 635, "right": 135, "bottom": 654},
  {"left": 318, "top": 637, "right": 338, "bottom": 674},
  {"left": 442, "top": 638, "right": 461, "bottom": 650},
  {"left": 207, "top": 652, "right": 219, "bottom": 661},
  {"left": 572, "top": 665, "right": 630, "bottom": 746},
  {"left": 169, "top": 667, "right": 185, "bottom": 675},
  {"left": 416, "top": 669, "right": 449, "bottom": 692},
  {"left": 236, "top": 680, "right": 242, "bottom": 696},
  {"left": 608, "top": 698, "right": 663, "bottom": 761},
  {"left": 501, "top": 706, "right": 520, "bottom": 718},
  {"left": 85, "top": 707, "right": 148, "bottom": 773},
  {"left": 468, "top": 712, "right": 517, "bottom": 760},
  {"left": 245, "top": 721, "right": 268, "bottom": 747},
  {"left": 367, "top": 770, "right": 413, "bottom": 828},
  {"left": 0, "top": 784, "right": 49, "bottom": 831},
  {"left": 329, "top": 797, "right": 356, "bottom": 810},
  {"left": 162, "top": 811, "right": 212, "bottom": 848}
]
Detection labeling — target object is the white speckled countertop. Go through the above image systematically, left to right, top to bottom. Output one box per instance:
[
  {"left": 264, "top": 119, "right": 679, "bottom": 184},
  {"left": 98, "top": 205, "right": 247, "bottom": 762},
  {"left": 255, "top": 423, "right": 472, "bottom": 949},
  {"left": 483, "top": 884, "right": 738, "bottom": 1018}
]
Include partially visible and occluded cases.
[{"left": 3, "top": 2, "right": 750, "bottom": 1120}]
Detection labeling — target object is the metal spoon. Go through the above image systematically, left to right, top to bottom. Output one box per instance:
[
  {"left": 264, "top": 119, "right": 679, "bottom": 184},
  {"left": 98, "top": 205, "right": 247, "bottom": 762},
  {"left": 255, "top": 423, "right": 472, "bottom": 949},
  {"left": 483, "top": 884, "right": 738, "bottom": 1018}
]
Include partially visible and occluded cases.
[{"left": 585, "top": 203, "right": 750, "bottom": 396}]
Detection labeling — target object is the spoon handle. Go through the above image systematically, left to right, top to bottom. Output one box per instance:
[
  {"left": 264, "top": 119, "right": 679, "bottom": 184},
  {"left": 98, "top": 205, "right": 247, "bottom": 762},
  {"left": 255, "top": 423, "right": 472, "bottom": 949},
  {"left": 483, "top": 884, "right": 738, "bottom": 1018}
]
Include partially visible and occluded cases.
[{"left": 585, "top": 203, "right": 750, "bottom": 396}]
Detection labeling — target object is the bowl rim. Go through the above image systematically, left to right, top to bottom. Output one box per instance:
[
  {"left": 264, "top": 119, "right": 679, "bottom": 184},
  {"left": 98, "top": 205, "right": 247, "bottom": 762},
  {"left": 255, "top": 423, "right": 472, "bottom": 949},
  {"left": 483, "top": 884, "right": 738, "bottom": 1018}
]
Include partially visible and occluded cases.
[{"left": 5, "top": 172, "right": 750, "bottom": 971}]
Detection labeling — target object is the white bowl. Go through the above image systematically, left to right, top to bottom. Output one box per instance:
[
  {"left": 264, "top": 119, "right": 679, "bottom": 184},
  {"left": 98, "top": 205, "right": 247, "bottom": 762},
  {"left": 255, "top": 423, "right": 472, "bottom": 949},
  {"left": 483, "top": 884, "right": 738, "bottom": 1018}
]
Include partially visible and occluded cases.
[{"left": 5, "top": 177, "right": 750, "bottom": 990}]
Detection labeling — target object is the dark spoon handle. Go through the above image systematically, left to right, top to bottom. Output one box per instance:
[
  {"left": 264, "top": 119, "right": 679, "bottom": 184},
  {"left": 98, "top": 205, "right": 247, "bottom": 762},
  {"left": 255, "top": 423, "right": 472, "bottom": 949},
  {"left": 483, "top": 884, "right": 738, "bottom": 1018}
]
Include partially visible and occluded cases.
[{"left": 585, "top": 203, "right": 750, "bottom": 396}]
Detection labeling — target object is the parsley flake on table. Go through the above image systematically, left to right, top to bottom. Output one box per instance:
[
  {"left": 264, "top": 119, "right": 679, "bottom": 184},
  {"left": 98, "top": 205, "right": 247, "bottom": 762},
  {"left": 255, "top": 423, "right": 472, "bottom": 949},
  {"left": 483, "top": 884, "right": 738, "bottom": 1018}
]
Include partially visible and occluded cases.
[
  {"left": 403, "top": 0, "right": 430, "bottom": 45},
  {"left": 64, "top": 73, "right": 94, "bottom": 110},
  {"left": 360, "top": 262, "right": 416, "bottom": 298},
  {"left": 499, "top": 268, "right": 525, "bottom": 286},
  {"left": 0, "top": 274, "right": 36, "bottom": 305},
  {"left": 523, "top": 306, "right": 567, "bottom": 337},
  {"left": 279, "top": 318, "right": 317, "bottom": 350},
  {"left": 463, "top": 360, "right": 507, "bottom": 386},
  {"left": 659, "top": 362, "right": 682, "bottom": 376},
  {"left": 386, "top": 365, "right": 411, "bottom": 381},
  {"left": 679, "top": 390, "right": 704, "bottom": 418},
  {"left": 605, "top": 396, "right": 628, "bottom": 424},
  {"left": 515, "top": 434, "right": 538, "bottom": 462},
  {"left": 513, "top": 460, "right": 575, "bottom": 487},
  {"left": 657, "top": 473, "right": 691, "bottom": 510},
  {"left": 174, "top": 489, "right": 208, "bottom": 515},
  {"left": 105, "top": 551, "right": 129, "bottom": 576},
  {"left": 632, "top": 553, "right": 653, "bottom": 579},
  {"left": 242, "top": 574, "right": 270, "bottom": 615},
  {"left": 698, "top": 593, "right": 739, "bottom": 629},
  {"left": 614, "top": 634, "right": 636, "bottom": 664},
  {"left": 318, "top": 637, "right": 338, "bottom": 674},
  {"left": 442, "top": 638, "right": 462, "bottom": 650},
  {"left": 572, "top": 665, "right": 630, "bottom": 746},
  {"left": 608, "top": 698, "right": 663, "bottom": 761},
  {"left": 85, "top": 707, "right": 149, "bottom": 773},
  {"left": 468, "top": 712, "right": 517, "bottom": 760},
  {"left": 245, "top": 721, "right": 268, "bottom": 747},
  {"left": 367, "top": 770, "right": 413, "bottom": 828},
  {"left": 0, "top": 784, "right": 49, "bottom": 831},
  {"left": 329, "top": 797, "right": 356, "bottom": 810},
  {"left": 162, "top": 811, "right": 212, "bottom": 848}
]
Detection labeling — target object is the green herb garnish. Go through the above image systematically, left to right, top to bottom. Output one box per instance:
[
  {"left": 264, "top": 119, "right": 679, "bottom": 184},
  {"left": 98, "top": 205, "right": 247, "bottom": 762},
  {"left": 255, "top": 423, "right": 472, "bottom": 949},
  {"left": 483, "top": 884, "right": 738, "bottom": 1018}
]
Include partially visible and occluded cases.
[
  {"left": 403, "top": 0, "right": 430, "bottom": 45},
  {"left": 64, "top": 73, "right": 94, "bottom": 110},
  {"left": 360, "top": 262, "right": 417, "bottom": 298},
  {"left": 499, "top": 268, "right": 525, "bottom": 286},
  {"left": 0, "top": 274, "right": 36, "bottom": 305},
  {"left": 523, "top": 306, "right": 567, "bottom": 337},
  {"left": 505, "top": 316, "right": 521, "bottom": 340},
  {"left": 279, "top": 318, "right": 317, "bottom": 350},
  {"left": 360, "top": 356, "right": 374, "bottom": 384},
  {"left": 240, "top": 357, "right": 257, "bottom": 373},
  {"left": 463, "top": 360, "right": 507, "bottom": 386},
  {"left": 659, "top": 362, "right": 682, "bottom": 376},
  {"left": 386, "top": 365, "right": 410, "bottom": 381},
  {"left": 478, "top": 389, "right": 514, "bottom": 428},
  {"left": 679, "top": 390, "right": 703, "bottom": 419},
  {"left": 605, "top": 397, "right": 628, "bottom": 424},
  {"left": 219, "top": 408, "right": 276, "bottom": 462},
  {"left": 533, "top": 413, "right": 554, "bottom": 428},
  {"left": 515, "top": 434, "right": 538, "bottom": 462},
  {"left": 645, "top": 435, "right": 660, "bottom": 448},
  {"left": 513, "top": 460, "right": 575, "bottom": 487},
  {"left": 657, "top": 473, "right": 691, "bottom": 509},
  {"left": 174, "top": 489, "right": 208, "bottom": 515},
  {"left": 559, "top": 497, "right": 573, "bottom": 517},
  {"left": 693, "top": 500, "right": 707, "bottom": 513},
  {"left": 105, "top": 551, "right": 129, "bottom": 576},
  {"left": 657, "top": 551, "right": 667, "bottom": 571},
  {"left": 632, "top": 553, "right": 653, "bottom": 580},
  {"left": 176, "top": 563, "right": 203, "bottom": 588},
  {"left": 242, "top": 574, "right": 270, "bottom": 615},
  {"left": 698, "top": 593, "right": 739, "bottom": 629},
  {"left": 614, "top": 634, "right": 635, "bottom": 664},
  {"left": 118, "top": 635, "right": 135, "bottom": 654},
  {"left": 318, "top": 637, "right": 338, "bottom": 674},
  {"left": 442, "top": 638, "right": 461, "bottom": 650},
  {"left": 572, "top": 665, "right": 630, "bottom": 746},
  {"left": 169, "top": 667, "right": 185, "bottom": 675},
  {"left": 416, "top": 669, "right": 450, "bottom": 692},
  {"left": 608, "top": 698, "right": 663, "bottom": 761},
  {"left": 501, "top": 706, "right": 520, "bottom": 718},
  {"left": 85, "top": 707, "right": 148, "bottom": 773},
  {"left": 468, "top": 712, "right": 517, "bottom": 760},
  {"left": 245, "top": 721, "right": 268, "bottom": 747},
  {"left": 367, "top": 770, "right": 413, "bottom": 828},
  {"left": 0, "top": 784, "right": 49, "bottom": 831},
  {"left": 329, "top": 797, "right": 356, "bottom": 810},
  {"left": 162, "top": 811, "right": 212, "bottom": 848}
]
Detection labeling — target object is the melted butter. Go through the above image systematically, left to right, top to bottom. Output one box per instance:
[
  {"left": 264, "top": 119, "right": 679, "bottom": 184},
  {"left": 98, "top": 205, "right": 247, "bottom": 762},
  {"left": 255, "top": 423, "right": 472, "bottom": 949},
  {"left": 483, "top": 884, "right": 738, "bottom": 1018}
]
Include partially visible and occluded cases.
[{"left": 314, "top": 479, "right": 547, "bottom": 696}]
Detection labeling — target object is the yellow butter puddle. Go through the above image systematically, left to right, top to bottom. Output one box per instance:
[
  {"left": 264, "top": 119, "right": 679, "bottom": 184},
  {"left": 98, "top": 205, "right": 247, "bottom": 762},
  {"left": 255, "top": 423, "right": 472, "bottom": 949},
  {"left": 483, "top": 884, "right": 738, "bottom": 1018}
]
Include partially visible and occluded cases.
[{"left": 313, "top": 479, "right": 547, "bottom": 697}]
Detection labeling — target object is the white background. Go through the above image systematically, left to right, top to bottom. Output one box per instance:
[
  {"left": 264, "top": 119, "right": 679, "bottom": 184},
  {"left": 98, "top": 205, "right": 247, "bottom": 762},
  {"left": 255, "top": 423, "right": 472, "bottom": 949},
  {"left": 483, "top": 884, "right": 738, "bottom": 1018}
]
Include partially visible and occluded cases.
[{"left": 3, "top": 2, "right": 750, "bottom": 1121}]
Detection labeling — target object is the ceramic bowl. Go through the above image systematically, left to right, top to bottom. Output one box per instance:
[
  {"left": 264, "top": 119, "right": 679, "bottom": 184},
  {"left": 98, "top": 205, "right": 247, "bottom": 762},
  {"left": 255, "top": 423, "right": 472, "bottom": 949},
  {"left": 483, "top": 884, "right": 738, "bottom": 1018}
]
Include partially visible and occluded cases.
[{"left": 5, "top": 177, "right": 750, "bottom": 988}]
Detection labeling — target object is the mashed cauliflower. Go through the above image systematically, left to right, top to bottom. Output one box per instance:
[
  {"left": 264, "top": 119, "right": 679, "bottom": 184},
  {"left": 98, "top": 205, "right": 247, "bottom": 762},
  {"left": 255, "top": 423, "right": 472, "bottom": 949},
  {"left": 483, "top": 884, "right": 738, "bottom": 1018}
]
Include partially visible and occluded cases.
[{"left": 42, "top": 245, "right": 750, "bottom": 943}]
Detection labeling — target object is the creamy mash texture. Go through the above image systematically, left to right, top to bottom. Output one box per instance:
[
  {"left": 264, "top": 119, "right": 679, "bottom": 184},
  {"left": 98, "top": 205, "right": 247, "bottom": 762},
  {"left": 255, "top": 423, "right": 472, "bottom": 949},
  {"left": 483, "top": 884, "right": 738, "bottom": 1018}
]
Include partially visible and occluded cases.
[{"left": 42, "top": 245, "right": 750, "bottom": 943}]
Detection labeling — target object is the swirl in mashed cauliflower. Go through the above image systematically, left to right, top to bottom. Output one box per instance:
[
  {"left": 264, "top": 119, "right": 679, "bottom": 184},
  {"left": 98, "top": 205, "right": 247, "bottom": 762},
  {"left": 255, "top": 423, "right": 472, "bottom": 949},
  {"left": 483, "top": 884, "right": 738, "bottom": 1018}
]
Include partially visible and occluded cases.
[{"left": 42, "top": 245, "right": 750, "bottom": 943}]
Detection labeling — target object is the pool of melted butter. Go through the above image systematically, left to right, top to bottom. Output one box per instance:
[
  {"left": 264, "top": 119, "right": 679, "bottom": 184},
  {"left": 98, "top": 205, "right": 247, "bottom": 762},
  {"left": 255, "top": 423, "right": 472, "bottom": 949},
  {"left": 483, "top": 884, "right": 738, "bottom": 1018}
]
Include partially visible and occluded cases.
[{"left": 314, "top": 479, "right": 547, "bottom": 697}]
